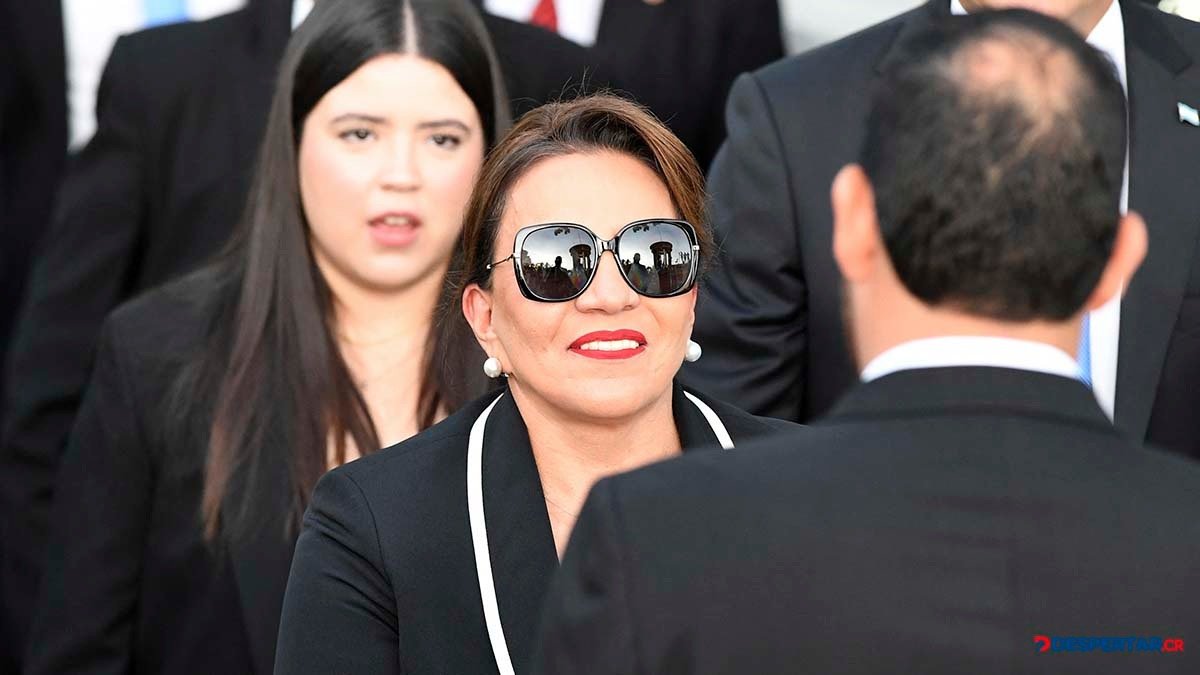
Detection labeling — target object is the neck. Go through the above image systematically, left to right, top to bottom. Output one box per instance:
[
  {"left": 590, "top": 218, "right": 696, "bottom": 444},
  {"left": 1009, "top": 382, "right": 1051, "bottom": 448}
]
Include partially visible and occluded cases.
[
  {"left": 958, "top": 0, "right": 1113, "bottom": 37},
  {"left": 328, "top": 269, "right": 444, "bottom": 349},
  {"left": 856, "top": 304, "right": 1082, "bottom": 368},
  {"left": 513, "top": 385, "right": 682, "bottom": 512}
]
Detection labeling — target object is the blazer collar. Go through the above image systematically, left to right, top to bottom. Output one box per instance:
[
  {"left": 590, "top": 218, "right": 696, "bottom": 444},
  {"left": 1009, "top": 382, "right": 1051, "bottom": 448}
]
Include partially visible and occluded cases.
[
  {"left": 875, "top": 0, "right": 951, "bottom": 75},
  {"left": 825, "top": 367, "right": 1115, "bottom": 434},
  {"left": 474, "top": 381, "right": 734, "bottom": 669}
]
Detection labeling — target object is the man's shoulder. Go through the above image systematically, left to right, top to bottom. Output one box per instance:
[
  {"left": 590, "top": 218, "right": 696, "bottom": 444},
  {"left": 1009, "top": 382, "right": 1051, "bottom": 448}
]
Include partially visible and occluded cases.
[{"left": 108, "top": 9, "right": 253, "bottom": 82}]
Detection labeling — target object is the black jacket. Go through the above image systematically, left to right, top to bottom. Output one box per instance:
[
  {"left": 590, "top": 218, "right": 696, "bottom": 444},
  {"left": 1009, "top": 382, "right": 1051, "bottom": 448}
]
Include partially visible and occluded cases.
[
  {"left": 0, "top": 0, "right": 67, "bottom": 385},
  {"left": 471, "top": 0, "right": 784, "bottom": 169},
  {"left": 681, "top": 0, "right": 1200, "bottom": 463},
  {"left": 0, "top": 1, "right": 611, "bottom": 661},
  {"left": 24, "top": 275, "right": 292, "bottom": 675},
  {"left": 536, "top": 367, "right": 1200, "bottom": 674},
  {"left": 274, "top": 385, "right": 799, "bottom": 674}
]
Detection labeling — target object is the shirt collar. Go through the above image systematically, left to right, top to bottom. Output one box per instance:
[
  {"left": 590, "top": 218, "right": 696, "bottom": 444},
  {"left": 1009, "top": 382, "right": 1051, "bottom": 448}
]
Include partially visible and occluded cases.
[
  {"left": 293, "top": 0, "right": 314, "bottom": 29},
  {"left": 950, "top": 0, "right": 1126, "bottom": 92},
  {"left": 860, "top": 336, "right": 1082, "bottom": 382}
]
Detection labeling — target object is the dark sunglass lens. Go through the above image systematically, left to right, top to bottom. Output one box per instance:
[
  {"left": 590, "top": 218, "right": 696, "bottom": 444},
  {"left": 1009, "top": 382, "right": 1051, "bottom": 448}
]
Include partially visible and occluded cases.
[
  {"left": 616, "top": 221, "right": 696, "bottom": 296},
  {"left": 517, "top": 226, "right": 595, "bottom": 300}
]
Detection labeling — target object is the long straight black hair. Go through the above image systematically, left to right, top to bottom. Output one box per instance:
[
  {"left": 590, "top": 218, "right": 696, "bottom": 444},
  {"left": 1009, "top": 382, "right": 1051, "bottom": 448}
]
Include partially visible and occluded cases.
[{"left": 173, "top": 0, "right": 509, "bottom": 543}]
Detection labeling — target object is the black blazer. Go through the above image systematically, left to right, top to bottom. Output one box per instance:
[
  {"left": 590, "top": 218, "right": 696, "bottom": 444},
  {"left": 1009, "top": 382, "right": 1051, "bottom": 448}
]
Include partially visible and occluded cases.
[
  {"left": 0, "top": 0, "right": 67, "bottom": 382},
  {"left": 471, "top": 0, "right": 784, "bottom": 169},
  {"left": 681, "top": 0, "right": 1200, "bottom": 462},
  {"left": 0, "top": 2, "right": 611, "bottom": 658},
  {"left": 23, "top": 275, "right": 297, "bottom": 675},
  {"left": 536, "top": 367, "right": 1200, "bottom": 674},
  {"left": 274, "top": 385, "right": 799, "bottom": 674}
]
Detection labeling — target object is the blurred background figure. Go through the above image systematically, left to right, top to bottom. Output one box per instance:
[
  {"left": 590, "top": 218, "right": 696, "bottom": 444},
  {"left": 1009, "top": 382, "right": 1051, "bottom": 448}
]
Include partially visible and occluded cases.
[
  {"left": 0, "top": 0, "right": 243, "bottom": 399},
  {"left": 1, "top": 0, "right": 609, "bottom": 670},
  {"left": 478, "top": 0, "right": 785, "bottom": 169},
  {"left": 683, "top": 0, "right": 1200, "bottom": 466},
  {"left": 779, "top": 0, "right": 923, "bottom": 52},
  {"left": 22, "top": 1, "right": 506, "bottom": 672}
]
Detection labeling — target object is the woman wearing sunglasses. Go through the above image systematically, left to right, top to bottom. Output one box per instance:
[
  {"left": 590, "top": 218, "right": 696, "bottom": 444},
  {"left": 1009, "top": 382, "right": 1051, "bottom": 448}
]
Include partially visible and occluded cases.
[{"left": 275, "top": 94, "right": 800, "bottom": 674}]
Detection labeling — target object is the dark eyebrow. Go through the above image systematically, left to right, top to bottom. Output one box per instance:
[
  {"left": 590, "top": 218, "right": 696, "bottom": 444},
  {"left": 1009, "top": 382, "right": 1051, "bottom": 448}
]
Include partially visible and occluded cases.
[
  {"left": 330, "top": 113, "right": 388, "bottom": 125},
  {"left": 416, "top": 119, "right": 471, "bottom": 134}
]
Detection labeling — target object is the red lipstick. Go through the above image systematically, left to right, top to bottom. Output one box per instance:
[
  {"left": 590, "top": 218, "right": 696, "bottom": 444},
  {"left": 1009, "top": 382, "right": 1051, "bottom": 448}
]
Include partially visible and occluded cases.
[{"left": 568, "top": 330, "right": 647, "bottom": 360}]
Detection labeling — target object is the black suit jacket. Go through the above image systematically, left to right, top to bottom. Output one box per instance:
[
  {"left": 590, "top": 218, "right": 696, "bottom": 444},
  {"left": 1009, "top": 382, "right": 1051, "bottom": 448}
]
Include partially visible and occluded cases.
[
  {"left": 0, "top": 0, "right": 67, "bottom": 384},
  {"left": 471, "top": 0, "right": 784, "bottom": 169},
  {"left": 681, "top": 0, "right": 1200, "bottom": 462},
  {"left": 0, "top": 2, "right": 610, "bottom": 660},
  {"left": 24, "top": 275, "right": 295, "bottom": 675},
  {"left": 536, "top": 367, "right": 1200, "bottom": 674},
  {"left": 274, "top": 385, "right": 798, "bottom": 674}
]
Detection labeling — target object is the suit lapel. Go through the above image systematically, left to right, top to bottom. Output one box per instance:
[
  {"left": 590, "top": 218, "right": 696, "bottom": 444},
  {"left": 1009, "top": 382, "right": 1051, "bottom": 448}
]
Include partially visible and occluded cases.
[
  {"left": 1114, "top": 1, "right": 1200, "bottom": 440},
  {"left": 481, "top": 394, "right": 559, "bottom": 673}
]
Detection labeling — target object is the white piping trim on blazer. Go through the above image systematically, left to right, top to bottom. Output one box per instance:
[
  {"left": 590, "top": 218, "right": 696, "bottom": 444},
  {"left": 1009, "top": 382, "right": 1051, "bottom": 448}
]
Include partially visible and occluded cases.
[{"left": 467, "top": 390, "right": 735, "bottom": 673}]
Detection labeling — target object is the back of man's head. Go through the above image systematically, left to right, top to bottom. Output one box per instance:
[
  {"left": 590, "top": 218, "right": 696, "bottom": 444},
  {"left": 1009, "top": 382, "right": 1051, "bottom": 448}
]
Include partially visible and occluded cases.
[{"left": 861, "top": 9, "right": 1128, "bottom": 321}]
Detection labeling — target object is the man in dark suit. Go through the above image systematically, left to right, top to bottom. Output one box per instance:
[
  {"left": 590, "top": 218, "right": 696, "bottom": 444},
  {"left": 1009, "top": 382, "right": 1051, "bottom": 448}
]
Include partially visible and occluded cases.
[
  {"left": 0, "top": 0, "right": 609, "bottom": 666},
  {"left": 477, "top": 0, "right": 784, "bottom": 169},
  {"left": 681, "top": 0, "right": 1200, "bottom": 463},
  {"left": 535, "top": 11, "right": 1200, "bottom": 673}
]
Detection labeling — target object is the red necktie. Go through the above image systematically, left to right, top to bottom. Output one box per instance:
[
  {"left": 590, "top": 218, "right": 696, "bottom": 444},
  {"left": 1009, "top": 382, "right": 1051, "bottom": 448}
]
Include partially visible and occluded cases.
[{"left": 530, "top": 0, "right": 557, "bottom": 32}]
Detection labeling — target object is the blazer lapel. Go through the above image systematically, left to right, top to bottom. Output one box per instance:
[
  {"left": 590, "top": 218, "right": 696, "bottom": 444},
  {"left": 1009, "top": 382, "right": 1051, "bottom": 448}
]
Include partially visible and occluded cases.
[
  {"left": 1114, "top": 1, "right": 1200, "bottom": 440},
  {"left": 480, "top": 394, "right": 559, "bottom": 673},
  {"left": 227, "top": 416, "right": 299, "bottom": 675}
]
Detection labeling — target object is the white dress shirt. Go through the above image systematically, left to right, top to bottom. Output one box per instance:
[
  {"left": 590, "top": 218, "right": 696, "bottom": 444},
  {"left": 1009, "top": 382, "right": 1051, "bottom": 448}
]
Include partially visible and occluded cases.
[
  {"left": 484, "top": 0, "right": 606, "bottom": 46},
  {"left": 950, "top": 0, "right": 1127, "bottom": 418},
  {"left": 861, "top": 336, "right": 1082, "bottom": 383}
]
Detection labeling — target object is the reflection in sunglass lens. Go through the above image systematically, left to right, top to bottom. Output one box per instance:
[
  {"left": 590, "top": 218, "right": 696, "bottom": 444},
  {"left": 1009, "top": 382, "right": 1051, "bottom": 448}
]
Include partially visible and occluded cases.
[
  {"left": 616, "top": 221, "right": 695, "bottom": 297},
  {"left": 517, "top": 225, "right": 595, "bottom": 300}
]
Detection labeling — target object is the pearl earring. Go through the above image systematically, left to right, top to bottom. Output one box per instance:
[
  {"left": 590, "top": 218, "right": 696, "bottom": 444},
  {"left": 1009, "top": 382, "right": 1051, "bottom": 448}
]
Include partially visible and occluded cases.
[
  {"left": 684, "top": 339, "right": 702, "bottom": 363},
  {"left": 483, "top": 356, "right": 503, "bottom": 379}
]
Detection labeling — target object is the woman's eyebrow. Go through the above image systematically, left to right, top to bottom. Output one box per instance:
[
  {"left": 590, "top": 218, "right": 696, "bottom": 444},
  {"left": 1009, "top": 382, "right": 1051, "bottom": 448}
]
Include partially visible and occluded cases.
[
  {"left": 330, "top": 113, "right": 388, "bottom": 125},
  {"left": 416, "top": 119, "right": 471, "bottom": 133}
]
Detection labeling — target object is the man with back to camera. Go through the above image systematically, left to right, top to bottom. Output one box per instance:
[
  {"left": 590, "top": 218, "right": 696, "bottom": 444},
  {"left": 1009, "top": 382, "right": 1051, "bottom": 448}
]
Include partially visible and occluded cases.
[
  {"left": 681, "top": 0, "right": 1200, "bottom": 465},
  {"left": 534, "top": 11, "right": 1200, "bottom": 674}
]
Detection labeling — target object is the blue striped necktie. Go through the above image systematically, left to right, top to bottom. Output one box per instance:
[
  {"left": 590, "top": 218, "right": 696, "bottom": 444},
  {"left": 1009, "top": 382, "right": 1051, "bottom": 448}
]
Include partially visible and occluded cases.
[
  {"left": 144, "top": 0, "right": 189, "bottom": 27},
  {"left": 1078, "top": 314, "right": 1092, "bottom": 387}
]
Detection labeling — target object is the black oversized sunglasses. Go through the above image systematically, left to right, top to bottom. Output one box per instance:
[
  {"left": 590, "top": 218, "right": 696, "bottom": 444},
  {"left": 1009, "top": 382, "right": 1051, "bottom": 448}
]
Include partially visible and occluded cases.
[{"left": 486, "top": 219, "right": 700, "bottom": 302}]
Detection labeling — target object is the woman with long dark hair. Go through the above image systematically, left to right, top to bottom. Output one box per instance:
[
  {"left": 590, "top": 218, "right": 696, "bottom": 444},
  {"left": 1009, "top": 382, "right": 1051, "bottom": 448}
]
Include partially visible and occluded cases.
[
  {"left": 25, "top": 1, "right": 506, "bottom": 673},
  {"left": 274, "top": 94, "right": 802, "bottom": 674}
]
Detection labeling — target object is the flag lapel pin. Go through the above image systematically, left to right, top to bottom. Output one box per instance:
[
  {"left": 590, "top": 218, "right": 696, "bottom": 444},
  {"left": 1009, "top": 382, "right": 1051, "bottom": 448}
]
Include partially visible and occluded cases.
[{"left": 1180, "top": 102, "right": 1200, "bottom": 127}]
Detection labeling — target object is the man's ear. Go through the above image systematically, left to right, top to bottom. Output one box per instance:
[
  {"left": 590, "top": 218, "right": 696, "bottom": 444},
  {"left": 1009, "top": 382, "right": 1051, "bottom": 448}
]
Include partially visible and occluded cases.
[
  {"left": 831, "top": 164, "right": 884, "bottom": 284},
  {"left": 1085, "top": 211, "right": 1147, "bottom": 311}
]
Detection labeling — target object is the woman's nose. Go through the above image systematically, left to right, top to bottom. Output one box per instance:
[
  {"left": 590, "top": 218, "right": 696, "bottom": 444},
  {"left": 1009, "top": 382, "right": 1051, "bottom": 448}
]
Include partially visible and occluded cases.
[
  {"left": 380, "top": 141, "right": 421, "bottom": 191},
  {"left": 575, "top": 251, "right": 639, "bottom": 313}
]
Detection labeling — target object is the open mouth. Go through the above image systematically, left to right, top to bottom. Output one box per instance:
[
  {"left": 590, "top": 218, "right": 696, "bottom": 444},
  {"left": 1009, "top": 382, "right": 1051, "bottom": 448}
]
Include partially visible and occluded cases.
[{"left": 568, "top": 330, "right": 647, "bottom": 360}]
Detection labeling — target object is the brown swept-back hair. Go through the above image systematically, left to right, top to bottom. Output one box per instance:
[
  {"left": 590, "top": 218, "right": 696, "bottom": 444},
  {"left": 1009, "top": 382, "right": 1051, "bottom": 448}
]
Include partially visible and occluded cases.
[
  {"left": 172, "top": 0, "right": 509, "bottom": 543},
  {"left": 448, "top": 94, "right": 712, "bottom": 305}
]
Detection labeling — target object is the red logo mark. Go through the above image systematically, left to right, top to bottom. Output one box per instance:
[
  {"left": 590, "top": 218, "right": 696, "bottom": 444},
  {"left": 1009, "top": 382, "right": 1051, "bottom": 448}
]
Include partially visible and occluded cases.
[
  {"left": 1033, "top": 635, "right": 1051, "bottom": 653},
  {"left": 1164, "top": 638, "right": 1186, "bottom": 653}
]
